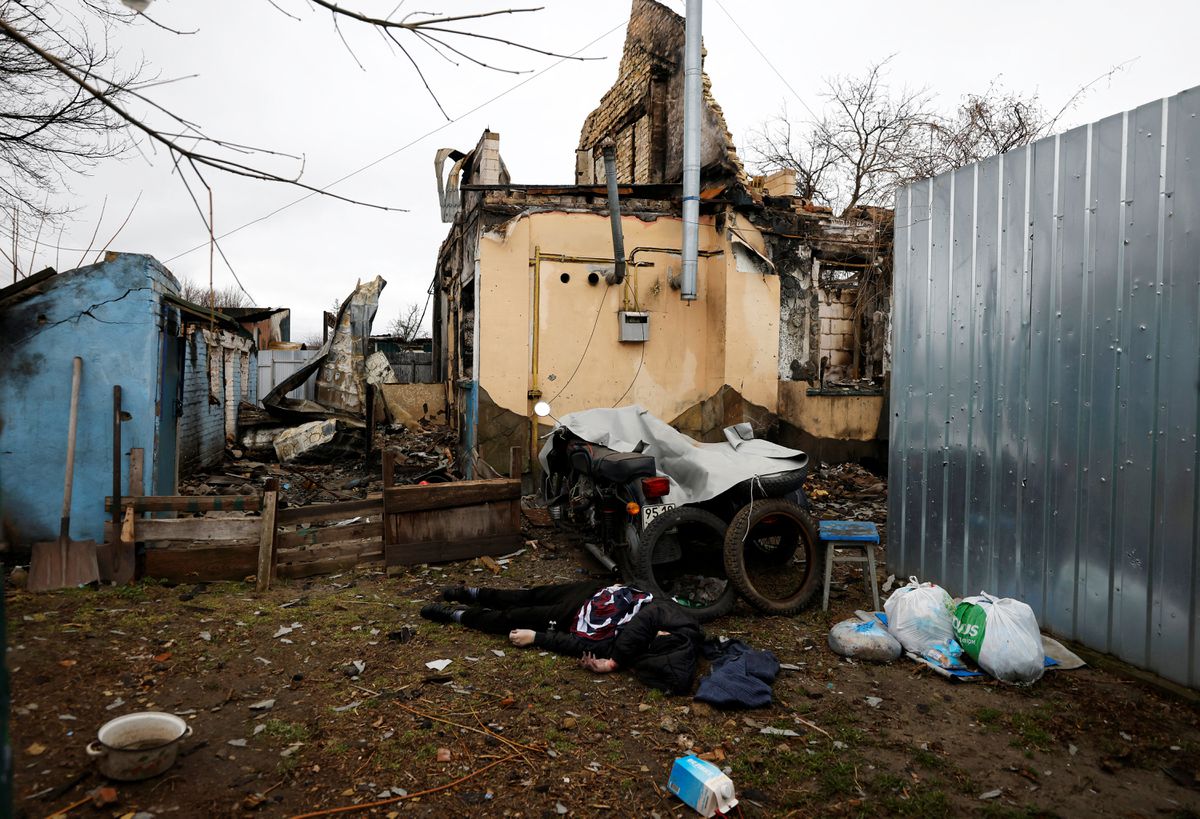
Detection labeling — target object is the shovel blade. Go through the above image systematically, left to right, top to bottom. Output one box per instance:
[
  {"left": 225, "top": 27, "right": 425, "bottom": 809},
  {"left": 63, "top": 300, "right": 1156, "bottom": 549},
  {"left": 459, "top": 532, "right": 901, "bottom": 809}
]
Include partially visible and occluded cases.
[{"left": 27, "top": 539, "right": 100, "bottom": 591}]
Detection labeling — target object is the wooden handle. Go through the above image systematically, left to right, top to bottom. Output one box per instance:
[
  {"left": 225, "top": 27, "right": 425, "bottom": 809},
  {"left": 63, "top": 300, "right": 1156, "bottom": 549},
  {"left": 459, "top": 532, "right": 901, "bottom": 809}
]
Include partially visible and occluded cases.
[{"left": 60, "top": 357, "right": 83, "bottom": 523}]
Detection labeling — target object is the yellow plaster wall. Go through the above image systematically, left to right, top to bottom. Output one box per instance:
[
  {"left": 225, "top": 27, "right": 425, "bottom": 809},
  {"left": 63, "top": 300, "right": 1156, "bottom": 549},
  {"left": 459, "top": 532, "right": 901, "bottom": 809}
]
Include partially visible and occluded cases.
[
  {"left": 475, "top": 210, "right": 781, "bottom": 425},
  {"left": 476, "top": 217, "right": 532, "bottom": 414},
  {"left": 719, "top": 221, "right": 780, "bottom": 410},
  {"left": 777, "top": 380, "right": 883, "bottom": 441}
]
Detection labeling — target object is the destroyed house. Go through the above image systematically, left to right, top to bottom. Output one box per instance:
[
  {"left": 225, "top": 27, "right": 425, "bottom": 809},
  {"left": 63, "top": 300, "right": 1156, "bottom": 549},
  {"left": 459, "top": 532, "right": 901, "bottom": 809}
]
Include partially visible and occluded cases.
[
  {"left": 433, "top": 0, "right": 892, "bottom": 481},
  {"left": 0, "top": 253, "right": 256, "bottom": 549}
]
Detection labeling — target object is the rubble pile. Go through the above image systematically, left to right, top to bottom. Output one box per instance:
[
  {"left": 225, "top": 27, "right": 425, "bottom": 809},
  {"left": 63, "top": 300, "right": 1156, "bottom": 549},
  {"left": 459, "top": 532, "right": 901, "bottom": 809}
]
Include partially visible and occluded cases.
[
  {"left": 179, "top": 421, "right": 459, "bottom": 508},
  {"left": 804, "top": 462, "right": 887, "bottom": 524}
]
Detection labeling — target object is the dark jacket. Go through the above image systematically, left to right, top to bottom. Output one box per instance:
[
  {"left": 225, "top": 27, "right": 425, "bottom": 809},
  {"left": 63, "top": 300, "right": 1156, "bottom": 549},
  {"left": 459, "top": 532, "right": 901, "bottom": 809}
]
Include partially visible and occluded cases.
[{"left": 534, "top": 600, "right": 704, "bottom": 693}]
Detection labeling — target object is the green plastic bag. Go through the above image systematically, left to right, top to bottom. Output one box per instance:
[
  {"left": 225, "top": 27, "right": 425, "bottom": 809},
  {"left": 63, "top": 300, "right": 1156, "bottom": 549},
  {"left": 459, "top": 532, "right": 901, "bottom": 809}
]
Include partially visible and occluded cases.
[{"left": 953, "top": 600, "right": 989, "bottom": 662}]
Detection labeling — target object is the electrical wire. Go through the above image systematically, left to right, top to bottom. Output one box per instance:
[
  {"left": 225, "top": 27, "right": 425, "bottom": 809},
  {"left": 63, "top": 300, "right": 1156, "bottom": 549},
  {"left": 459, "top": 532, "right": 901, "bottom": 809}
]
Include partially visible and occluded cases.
[
  {"left": 712, "top": 0, "right": 821, "bottom": 124},
  {"left": 163, "top": 19, "right": 629, "bottom": 265},
  {"left": 546, "top": 280, "right": 610, "bottom": 404},
  {"left": 611, "top": 340, "right": 644, "bottom": 407}
]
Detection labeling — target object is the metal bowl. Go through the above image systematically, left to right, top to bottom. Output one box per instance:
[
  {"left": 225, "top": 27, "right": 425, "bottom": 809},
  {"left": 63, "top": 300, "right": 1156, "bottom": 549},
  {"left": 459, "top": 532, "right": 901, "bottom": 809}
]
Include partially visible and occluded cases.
[{"left": 86, "top": 711, "right": 193, "bottom": 781}]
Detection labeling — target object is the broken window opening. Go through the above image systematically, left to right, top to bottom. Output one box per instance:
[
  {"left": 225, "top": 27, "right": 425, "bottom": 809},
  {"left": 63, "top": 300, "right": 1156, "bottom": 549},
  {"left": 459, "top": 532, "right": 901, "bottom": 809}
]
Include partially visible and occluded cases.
[
  {"left": 818, "top": 266, "right": 864, "bottom": 289},
  {"left": 458, "top": 278, "right": 476, "bottom": 381}
]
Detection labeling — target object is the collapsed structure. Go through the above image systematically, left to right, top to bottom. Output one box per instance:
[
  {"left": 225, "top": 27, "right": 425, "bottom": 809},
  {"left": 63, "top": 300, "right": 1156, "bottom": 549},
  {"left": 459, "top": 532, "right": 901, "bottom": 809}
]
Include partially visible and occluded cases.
[{"left": 433, "top": 0, "right": 893, "bottom": 480}]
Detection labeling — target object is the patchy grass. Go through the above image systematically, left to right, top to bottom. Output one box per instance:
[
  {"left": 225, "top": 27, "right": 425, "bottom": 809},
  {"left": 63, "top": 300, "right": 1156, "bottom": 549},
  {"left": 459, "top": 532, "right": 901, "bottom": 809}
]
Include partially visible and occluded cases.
[
  {"left": 975, "top": 706, "right": 1003, "bottom": 726},
  {"left": 1008, "top": 710, "right": 1053, "bottom": 752},
  {"left": 262, "top": 719, "right": 311, "bottom": 743}
]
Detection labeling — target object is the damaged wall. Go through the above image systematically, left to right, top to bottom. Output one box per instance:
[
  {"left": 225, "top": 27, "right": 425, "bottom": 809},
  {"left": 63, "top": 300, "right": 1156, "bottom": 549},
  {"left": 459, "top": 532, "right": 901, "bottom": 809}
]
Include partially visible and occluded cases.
[
  {"left": 575, "top": 0, "right": 748, "bottom": 188},
  {"left": 476, "top": 208, "right": 779, "bottom": 428},
  {"left": 0, "top": 254, "right": 175, "bottom": 548},
  {"left": 178, "top": 325, "right": 256, "bottom": 476}
]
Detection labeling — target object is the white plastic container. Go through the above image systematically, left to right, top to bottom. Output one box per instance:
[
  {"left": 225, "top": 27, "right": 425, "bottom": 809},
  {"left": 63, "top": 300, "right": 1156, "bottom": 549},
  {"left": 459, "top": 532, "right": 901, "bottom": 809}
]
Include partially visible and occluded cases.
[{"left": 668, "top": 755, "right": 738, "bottom": 817}]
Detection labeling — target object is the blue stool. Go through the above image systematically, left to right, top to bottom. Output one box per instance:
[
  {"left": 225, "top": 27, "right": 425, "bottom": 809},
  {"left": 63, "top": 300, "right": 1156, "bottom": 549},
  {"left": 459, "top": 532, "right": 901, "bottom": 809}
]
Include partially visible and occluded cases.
[{"left": 819, "top": 520, "right": 881, "bottom": 612}]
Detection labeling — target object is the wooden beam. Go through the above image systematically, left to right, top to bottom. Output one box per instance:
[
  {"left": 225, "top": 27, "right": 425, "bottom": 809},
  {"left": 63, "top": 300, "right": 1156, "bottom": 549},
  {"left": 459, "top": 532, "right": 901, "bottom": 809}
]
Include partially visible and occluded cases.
[
  {"left": 509, "top": 446, "right": 522, "bottom": 480},
  {"left": 382, "top": 450, "right": 396, "bottom": 489},
  {"left": 383, "top": 479, "right": 520, "bottom": 515},
  {"left": 256, "top": 490, "right": 278, "bottom": 593},
  {"left": 105, "top": 495, "right": 263, "bottom": 514},
  {"left": 276, "top": 497, "right": 383, "bottom": 526},
  {"left": 118, "top": 517, "right": 259, "bottom": 543},
  {"left": 276, "top": 520, "right": 382, "bottom": 550},
  {"left": 384, "top": 533, "right": 521, "bottom": 566},
  {"left": 277, "top": 538, "right": 380, "bottom": 566},
  {"left": 144, "top": 544, "right": 257, "bottom": 582},
  {"left": 278, "top": 554, "right": 383, "bottom": 580}
]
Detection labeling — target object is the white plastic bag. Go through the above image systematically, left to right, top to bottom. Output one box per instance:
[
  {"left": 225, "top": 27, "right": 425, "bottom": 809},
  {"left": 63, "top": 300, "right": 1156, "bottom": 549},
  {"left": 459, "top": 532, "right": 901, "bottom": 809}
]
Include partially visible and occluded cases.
[
  {"left": 883, "top": 576, "right": 956, "bottom": 656},
  {"left": 954, "top": 593, "right": 1045, "bottom": 683},
  {"left": 828, "top": 618, "right": 902, "bottom": 663}
]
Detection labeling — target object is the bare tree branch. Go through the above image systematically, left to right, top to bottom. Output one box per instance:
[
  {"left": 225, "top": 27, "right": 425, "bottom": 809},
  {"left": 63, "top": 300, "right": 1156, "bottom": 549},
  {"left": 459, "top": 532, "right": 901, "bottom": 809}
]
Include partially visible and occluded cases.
[
  {"left": 1, "top": 0, "right": 588, "bottom": 242},
  {"left": 0, "top": 12, "right": 404, "bottom": 211}
]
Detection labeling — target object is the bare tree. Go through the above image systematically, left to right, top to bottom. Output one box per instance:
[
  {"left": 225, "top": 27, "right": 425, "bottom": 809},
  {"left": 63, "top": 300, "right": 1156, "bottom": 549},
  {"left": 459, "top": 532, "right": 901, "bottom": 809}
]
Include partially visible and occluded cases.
[
  {"left": 0, "top": 2, "right": 136, "bottom": 224},
  {"left": 750, "top": 58, "right": 937, "bottom": 213},
  {"left": 818, "top": 59, "right": 936, "bottom": 212},
  {"left": 749, "top": 61, "right": 1062, "bottom": 214},
  {"left": 898, "top": 81, "right": 1049, "bottom": 181},
  {"left": 749, "top": 105, "right": 837, "bottom": 205},
  {"left": 178, "top": 276, "right": 250, "bottom": 309},
  {"left": 387, "top": 301, "right": 427, "bottom": 341}
]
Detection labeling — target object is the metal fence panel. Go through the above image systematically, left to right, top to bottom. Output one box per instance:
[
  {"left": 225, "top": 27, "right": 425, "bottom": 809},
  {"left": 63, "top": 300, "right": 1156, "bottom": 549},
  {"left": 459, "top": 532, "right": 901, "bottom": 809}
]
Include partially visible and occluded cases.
[
  {"left": 891, "top": 86, "right": 1200, "bottom": 688},
  {"left": 257, "top": 349, "right": 320, "bottom": 402}
]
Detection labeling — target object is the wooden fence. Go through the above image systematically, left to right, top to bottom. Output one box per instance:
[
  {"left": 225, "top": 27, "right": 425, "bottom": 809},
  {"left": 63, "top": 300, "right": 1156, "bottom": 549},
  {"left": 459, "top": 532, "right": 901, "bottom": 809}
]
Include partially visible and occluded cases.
[{"left": 101, "top": 466, "right": 522, "bottom": 587}]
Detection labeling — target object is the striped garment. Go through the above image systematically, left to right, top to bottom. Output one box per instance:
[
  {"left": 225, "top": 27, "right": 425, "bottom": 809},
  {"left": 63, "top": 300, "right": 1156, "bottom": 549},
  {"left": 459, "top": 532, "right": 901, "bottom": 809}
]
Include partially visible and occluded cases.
[{"left": 572, "top": 584, "right": 653, "bottom": 641}]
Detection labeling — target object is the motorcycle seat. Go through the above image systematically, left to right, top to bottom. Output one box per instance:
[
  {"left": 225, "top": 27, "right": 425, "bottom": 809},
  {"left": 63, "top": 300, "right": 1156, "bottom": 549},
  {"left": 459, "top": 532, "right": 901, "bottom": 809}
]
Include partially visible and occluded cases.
[{"left": 568, "top": 443, "right": 657, "bottom": 483}]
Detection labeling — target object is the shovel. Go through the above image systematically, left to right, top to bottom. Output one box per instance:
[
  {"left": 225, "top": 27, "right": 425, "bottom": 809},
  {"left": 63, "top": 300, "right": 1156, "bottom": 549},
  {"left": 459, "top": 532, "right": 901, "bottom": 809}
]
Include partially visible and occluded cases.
[{"left": 27, "top": 356, "right": 100, "bottom": 591}]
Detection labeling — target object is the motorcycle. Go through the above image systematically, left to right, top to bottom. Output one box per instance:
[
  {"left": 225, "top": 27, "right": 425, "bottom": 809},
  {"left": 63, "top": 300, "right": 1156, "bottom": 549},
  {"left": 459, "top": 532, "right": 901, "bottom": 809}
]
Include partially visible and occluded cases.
[
  {"left": 537, "top": 403, "right": 823, "bottom": 621},
  {"left": 538, "top": 403, "right": 671, "bottom": 573}
]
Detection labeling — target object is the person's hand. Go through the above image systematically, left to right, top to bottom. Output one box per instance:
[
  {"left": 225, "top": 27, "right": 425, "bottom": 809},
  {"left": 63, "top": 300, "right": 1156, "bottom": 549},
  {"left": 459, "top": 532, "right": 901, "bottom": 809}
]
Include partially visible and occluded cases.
[
  {"left": 509, "top": 629, "right": 535, "bottom": 647},
  {"left": 579, "top": 652, "right": 617, "bottom": 673}
]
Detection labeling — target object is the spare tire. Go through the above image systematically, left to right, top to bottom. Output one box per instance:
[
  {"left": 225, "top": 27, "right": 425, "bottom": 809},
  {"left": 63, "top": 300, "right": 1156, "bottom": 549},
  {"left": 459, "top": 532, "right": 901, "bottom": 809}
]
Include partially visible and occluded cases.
[
  {"left": 723, "top": 469, "right": 808, "bottom": 506},
  {"left": 723, "top": 499, "right": 822, "bottom": 616},
  {"left": 632, "top": 506, "right": 736, "bottom": 622}
]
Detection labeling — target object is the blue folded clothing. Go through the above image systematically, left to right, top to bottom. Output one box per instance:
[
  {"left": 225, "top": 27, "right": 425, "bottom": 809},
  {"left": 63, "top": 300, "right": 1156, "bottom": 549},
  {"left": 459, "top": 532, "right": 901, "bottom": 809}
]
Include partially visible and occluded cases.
[{"left": 694, "top": 639, "right": 780, "bottom": 709}]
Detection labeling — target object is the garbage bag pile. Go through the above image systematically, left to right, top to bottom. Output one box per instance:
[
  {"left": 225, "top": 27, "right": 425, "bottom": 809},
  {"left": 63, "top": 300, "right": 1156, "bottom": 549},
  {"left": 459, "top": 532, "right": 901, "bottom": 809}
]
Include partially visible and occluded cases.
[{"left": 827, "top": 576, "right": 1048, "bottom": 684}]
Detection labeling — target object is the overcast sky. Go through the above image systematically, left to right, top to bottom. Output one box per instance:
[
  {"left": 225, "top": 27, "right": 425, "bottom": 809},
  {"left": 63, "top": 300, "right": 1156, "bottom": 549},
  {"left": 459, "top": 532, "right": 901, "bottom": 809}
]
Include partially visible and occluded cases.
[{"left": 13, "top": 0, "right": 1200, "bottom": 341}]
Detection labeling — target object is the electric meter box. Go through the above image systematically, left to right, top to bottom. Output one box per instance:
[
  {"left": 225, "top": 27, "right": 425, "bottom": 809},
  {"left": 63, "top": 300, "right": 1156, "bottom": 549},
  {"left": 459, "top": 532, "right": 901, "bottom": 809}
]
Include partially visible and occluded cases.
[{"left": 618, "top": 310, "right": 649, "bottom": 343}]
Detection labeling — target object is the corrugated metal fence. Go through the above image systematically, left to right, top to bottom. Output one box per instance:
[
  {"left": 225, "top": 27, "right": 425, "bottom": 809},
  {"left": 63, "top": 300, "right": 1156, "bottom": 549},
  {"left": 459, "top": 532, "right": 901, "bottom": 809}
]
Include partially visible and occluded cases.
[
  {"left": 889, "top": 86, "right": 1200, "bottom": 688},
  {"left": 257, "top": 348, "right": 320, "bottom": 402}
]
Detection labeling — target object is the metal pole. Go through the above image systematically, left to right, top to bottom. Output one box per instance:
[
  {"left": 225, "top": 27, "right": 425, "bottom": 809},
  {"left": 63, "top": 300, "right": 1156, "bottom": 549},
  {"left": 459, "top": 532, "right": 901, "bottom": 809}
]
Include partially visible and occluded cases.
[
  {"left": 680, "top": 0, "right": 703, "bottom": 301},
  {"left": 601, "top": 141, "right": 627, "bottom": 286}
]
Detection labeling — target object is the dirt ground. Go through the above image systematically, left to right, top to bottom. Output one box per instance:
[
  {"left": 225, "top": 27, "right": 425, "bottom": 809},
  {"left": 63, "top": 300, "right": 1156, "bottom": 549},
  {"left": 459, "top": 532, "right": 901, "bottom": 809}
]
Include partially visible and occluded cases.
[{"left": 8, "top": 511, "right": 1200, "bottom": 818}]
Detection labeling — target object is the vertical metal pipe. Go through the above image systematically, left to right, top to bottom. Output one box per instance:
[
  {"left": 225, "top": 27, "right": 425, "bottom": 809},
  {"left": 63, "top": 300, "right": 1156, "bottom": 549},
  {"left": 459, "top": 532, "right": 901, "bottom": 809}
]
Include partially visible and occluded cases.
[
  {"left": 680, "top": 0, "right": 702, "bottom": 301},
  {"left": 601, "top": 142, "right": 627, "bottom": 285}
]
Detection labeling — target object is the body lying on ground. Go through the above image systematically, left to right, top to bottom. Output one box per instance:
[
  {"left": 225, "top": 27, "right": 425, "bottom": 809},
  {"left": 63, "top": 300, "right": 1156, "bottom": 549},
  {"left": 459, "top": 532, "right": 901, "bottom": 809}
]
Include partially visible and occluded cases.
[{"left": 420, "top": 581, "right": 703, "bottom": 694}]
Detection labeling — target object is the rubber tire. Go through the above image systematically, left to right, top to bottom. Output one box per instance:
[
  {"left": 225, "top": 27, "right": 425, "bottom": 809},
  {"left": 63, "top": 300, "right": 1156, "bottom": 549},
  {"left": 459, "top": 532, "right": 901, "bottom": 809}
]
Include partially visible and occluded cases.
[
  {"left": 725, "top": 469, "right": 808, "bottom": 505},
  {"left": 723, "top": 499, "right": 822, "bottom": 616},
  {"left": 632, "top": 506, "right": 736, "bottom": 622}
]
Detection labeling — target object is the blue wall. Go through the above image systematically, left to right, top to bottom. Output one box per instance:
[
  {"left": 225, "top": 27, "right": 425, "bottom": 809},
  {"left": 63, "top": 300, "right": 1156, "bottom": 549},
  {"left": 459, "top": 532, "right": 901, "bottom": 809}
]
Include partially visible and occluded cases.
[{"left": 0, "top": 254, "right": 176, "bottom": 546}]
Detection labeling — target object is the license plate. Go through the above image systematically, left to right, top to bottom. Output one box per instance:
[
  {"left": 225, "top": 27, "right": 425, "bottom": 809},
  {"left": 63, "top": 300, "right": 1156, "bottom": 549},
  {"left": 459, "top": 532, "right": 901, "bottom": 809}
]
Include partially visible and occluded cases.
[{"left": 642, "top": 502, "right": 675, "bottom": 527}]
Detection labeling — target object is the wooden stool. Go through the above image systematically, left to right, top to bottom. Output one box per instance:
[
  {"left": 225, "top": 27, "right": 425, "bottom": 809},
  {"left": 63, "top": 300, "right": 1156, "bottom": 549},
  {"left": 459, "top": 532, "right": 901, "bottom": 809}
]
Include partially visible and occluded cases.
[{"left": 819, "top": 520, "right": 881, "bottom": 612}]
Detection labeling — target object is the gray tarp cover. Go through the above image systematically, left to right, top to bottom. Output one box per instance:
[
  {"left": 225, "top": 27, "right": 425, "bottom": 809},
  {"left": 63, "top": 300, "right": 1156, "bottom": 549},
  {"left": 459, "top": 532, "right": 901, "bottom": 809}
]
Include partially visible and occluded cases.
[{"left": 538, "top": 405, "right": 808, "bottom": 505}]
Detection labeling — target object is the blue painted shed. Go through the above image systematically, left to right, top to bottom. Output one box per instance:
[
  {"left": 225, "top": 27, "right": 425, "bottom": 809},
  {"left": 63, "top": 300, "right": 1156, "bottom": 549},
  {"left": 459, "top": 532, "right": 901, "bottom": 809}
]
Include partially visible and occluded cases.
[{"left": 0, "top": 253, "right": 256, "bottom": 550}]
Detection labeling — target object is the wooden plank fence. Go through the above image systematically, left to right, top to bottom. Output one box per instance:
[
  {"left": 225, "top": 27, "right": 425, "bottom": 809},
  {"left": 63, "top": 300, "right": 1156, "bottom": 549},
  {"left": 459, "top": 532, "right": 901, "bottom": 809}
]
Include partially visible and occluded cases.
[
  {"left": 99, "top": 465, "right": 523, "bottom": 587},
  {"left": 384, "top": 479, "right": 521, "bottom": 566}
]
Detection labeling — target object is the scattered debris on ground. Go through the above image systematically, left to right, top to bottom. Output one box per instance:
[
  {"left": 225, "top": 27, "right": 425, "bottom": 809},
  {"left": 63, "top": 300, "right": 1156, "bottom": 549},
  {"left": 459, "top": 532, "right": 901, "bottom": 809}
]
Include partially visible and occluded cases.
[
  {"left": 806, "top": 462, "right": 887, "bottom": 524},
  {"left": 8, "top": 504, "right": 1200, "bottom": 817}
]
